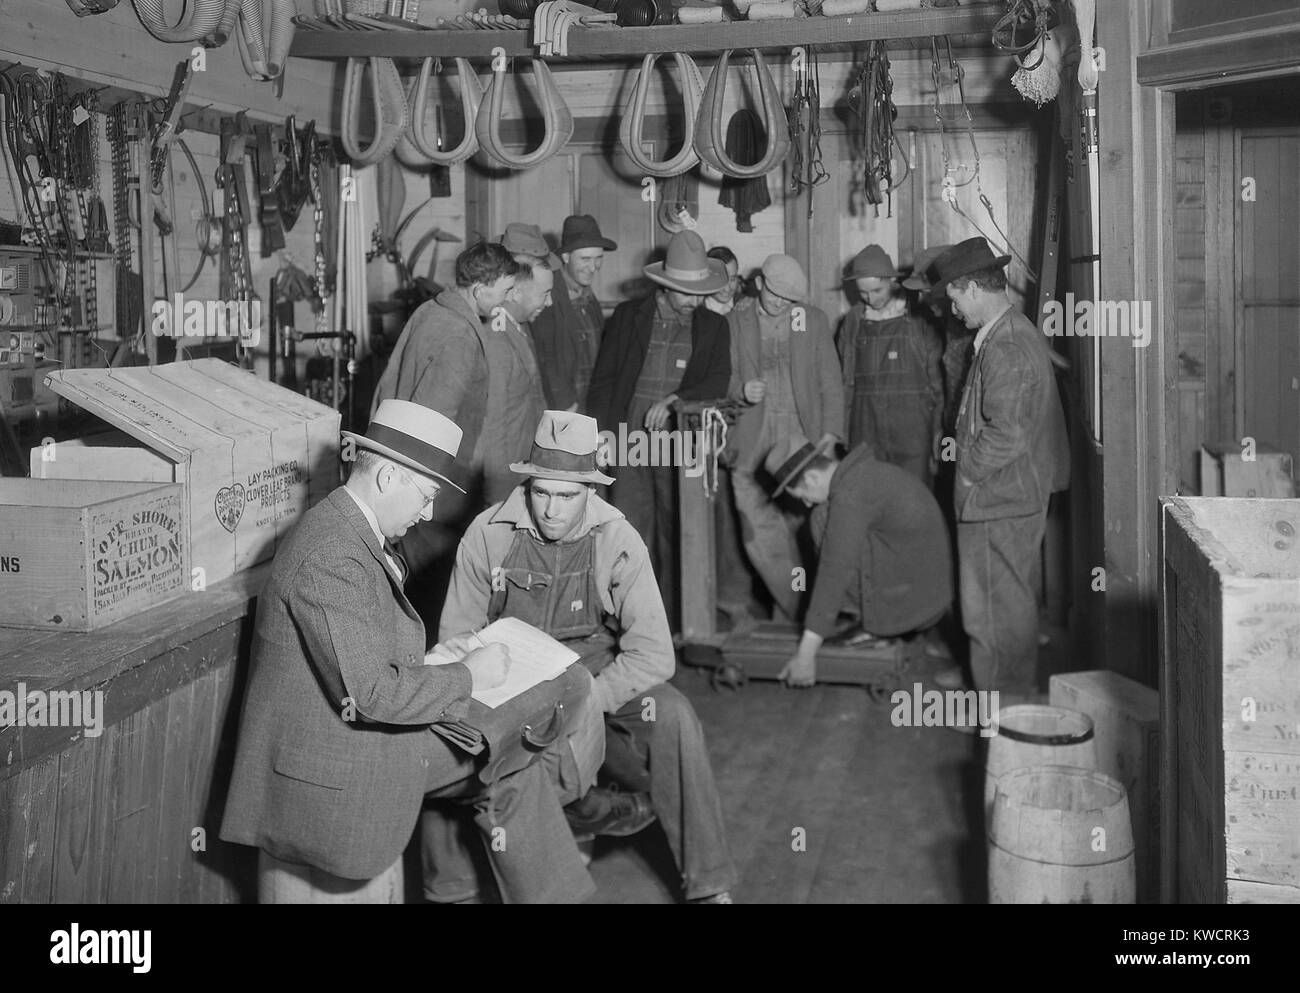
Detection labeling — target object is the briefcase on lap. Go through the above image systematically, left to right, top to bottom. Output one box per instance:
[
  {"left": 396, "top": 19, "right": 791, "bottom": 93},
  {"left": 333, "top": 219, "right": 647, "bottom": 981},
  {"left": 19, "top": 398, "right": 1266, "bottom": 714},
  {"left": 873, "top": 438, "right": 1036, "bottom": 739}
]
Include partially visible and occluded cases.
[{"left": 465, "top": 662, "right": 593, "bottom": 785}]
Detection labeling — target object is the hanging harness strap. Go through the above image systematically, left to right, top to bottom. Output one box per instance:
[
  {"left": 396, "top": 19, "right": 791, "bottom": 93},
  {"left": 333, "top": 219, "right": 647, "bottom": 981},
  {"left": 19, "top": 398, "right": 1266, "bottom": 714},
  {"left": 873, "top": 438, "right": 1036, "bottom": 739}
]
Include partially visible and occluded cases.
[
  {"left": 131, "top": 0, "right": 227, "bottom": 42},
  {"left": 694, "top": 49, "right": 789, "bottom": 180},
  {"left": 619, "top": 52, "right": 706, "bottom": 178},
  {"left": 341, "top": 57, "right": 411, "bottom": 167},
  {"left": 408, "top": 57, "right": 484, "bottom": 166},
  {"left": 476, "top": 58, "right": 573, "bottom": 170}
]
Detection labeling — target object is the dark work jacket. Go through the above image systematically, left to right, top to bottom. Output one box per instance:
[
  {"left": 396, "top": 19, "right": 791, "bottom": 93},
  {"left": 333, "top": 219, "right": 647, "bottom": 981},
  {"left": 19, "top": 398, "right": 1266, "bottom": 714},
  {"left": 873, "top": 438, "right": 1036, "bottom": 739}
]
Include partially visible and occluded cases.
[
  {"left": 530, "top": 272, "right": 601, "bottom": 411},
  {"left": 585, "top": 292, "right": 732, "bottom": 433},
  {"left": 954, "top": 306, "right": 1070, "bottom": 522},
  {"left": 806, "top": 446, "right": 952, "bottom": 639}
]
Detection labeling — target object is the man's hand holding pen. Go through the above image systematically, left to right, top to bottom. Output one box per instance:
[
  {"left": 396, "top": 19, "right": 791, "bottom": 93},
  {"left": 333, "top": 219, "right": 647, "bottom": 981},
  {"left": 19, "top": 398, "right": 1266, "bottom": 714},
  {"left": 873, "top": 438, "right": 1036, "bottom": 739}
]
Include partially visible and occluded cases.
[{"left": 425, "top": 632, "right": 513, "bottom": 692}]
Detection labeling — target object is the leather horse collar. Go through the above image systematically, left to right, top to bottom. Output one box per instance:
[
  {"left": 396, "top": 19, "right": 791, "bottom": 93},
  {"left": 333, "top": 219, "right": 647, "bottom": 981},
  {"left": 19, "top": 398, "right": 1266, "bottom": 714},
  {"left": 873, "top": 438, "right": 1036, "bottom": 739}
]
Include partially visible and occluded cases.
[
  {"left": 694, "top": 49, "right": 790, "bottom": 180},
  {"left": 620, "top": 52, "right": 706, "bottom": 179},
  {"left": 342, "top": 57, "right": 411, "bottom": 167},
  {"left": 408, "top": 57, "right": 484, "bottom": 166},
  {"left": 476, "top": 59, "right": 573, "bottom": 170}
]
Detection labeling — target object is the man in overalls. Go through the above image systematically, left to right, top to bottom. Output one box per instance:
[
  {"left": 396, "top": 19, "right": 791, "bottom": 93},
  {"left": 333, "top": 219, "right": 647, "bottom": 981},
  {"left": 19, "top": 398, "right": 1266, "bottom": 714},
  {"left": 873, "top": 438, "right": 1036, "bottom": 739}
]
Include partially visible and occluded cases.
[
  {"left": 838, "top": 244, "right": 945, "bottom": 488},
  {"left": 428, "top": 410, "right": 736, "bottom": 904}
]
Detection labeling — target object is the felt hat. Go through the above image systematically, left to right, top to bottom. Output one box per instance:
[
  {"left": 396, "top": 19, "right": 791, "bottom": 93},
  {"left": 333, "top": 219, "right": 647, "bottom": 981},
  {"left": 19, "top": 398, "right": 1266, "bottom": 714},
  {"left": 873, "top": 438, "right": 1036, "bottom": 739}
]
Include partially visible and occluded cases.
[
  {"left": 558, "top": 214, "right": 617, "bottom": 254},
  {"left": 501, "top": 222, "right": 561, "bottom": 270},
  {"left": 643, "top": 230, "right": 729, "bottom": 295},
  {"left": 930, "top": 237, "right": 1011, "bottom": 294},
  {"left": 901, "top": 243, "right": 954, "bottom": 291},
  {"left": 844, "top": 244, "right": 902, "bottom": 281},
  {"left": 760, "top": 254, "right": 807, "bottom": 300},
  {"left": 342, "top": 400, "right": 467, "bottom": 493},
  {"left": 510, "top": 410, "right": 616, "bottom": 486},
  {"left": 764, "top": 431, "right": 837, "bottom": 497}
]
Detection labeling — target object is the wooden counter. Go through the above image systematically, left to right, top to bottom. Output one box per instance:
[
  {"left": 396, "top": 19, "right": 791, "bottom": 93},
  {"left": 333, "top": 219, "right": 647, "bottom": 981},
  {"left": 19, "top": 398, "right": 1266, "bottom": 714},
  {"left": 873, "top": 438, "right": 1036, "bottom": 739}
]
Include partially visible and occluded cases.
[{"left": 0, "top": 566, "right": 269, "bottom": 904}]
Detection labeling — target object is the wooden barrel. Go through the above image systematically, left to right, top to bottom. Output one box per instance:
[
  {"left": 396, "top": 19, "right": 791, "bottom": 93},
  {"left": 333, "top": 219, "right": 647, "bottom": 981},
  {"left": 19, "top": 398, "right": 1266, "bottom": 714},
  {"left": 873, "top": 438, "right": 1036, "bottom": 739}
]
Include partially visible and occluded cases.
[
  {"left": 984, "top": 704, "right": 1096, "bottom": 825},
  {"left": 988, "top": 765, "right": 1136, "bottom": 904},
  {"left": 258, "top": 850, "right": 404, "bottom": 904}
]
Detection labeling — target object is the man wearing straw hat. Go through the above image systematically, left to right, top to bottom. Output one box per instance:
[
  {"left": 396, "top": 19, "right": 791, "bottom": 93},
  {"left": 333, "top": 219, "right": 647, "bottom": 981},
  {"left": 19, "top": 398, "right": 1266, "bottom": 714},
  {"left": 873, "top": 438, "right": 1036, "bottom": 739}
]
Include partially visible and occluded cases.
[
  {"left": 530, "top": 214, "right": 618, "bottom": 411},
  {"left": 586, "top": 230, "right": 732, "bottom": 628},
  {"left": 929, "top": 237, "right": 1070, "bottom": 697},
  {"left": 838, "top": 244, "right": 945, "bottom": 487},
  {"left": 222, "top": 400, "right": 598, "bottom": 903},
  {"left": 430, "top": 410, "right": 736, "bottom": 904},
  {"left": 762, "top": 432, "right": 953, "bottom": 688}
]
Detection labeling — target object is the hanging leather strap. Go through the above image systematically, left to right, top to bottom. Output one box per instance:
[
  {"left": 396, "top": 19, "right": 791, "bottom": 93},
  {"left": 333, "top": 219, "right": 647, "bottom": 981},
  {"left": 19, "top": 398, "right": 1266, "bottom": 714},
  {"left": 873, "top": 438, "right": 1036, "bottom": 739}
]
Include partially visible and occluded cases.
[
  {"left": 131, "top": 0, "right": 226, "bottom": 43},
  {"left": 693, "top": 49, "right": 790, "bottom": 180},
  {"left": 619, "top": 52, "right": 706, "bottom": 178},
  {"left": 341, "top": 57, "right": 411, "bottom": 167},
  {"left": 408, "top": 57, "right": 484, "bottom": 166},
  {"left": 476, "top": 58, "right": 573, "bottom": 170},
  {"left": 255, "top": 122, "right": 286, "bottom": 252}
]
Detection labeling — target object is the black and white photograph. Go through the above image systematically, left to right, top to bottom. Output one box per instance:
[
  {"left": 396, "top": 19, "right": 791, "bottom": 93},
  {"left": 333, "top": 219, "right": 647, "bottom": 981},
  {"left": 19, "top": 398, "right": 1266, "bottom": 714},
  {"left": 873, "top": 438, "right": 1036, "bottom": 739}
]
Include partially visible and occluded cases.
[{"left": 0, "top": 0, "right": 1296, "bottom": 956}]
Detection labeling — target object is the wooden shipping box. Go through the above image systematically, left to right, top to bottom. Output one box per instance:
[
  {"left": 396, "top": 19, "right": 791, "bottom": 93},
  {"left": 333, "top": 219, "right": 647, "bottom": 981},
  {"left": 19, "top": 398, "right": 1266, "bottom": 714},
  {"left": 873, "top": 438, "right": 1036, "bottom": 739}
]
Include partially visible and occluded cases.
[
  {"left": 30, "top": 360, "right": 339, "bottom": 585},
  {"left": 1200, "top": 442, "right": 1296, "bottom": 498},
  {"left": 0, "top": 478, "right": 188, "bottom": 631},
  {"left": 1160, "top": 497, "right": 1300, "bottom": 903},
  {"left": 1049, "top": 670, "right": 1159, "bottom": 903}
]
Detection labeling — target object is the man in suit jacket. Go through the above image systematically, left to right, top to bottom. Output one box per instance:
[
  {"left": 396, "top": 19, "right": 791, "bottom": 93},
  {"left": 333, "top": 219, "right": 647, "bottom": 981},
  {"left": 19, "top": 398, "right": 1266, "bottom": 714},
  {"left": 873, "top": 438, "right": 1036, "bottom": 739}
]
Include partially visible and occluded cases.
[
  {"left": 585, "top": 230, "right": 731, "bottom": 628},
  {"left": 932, "top": 238, "right": 1070, "bottom": 695},
  {"left": 220, "top": 400, "right": 600, "bottom": 903}
]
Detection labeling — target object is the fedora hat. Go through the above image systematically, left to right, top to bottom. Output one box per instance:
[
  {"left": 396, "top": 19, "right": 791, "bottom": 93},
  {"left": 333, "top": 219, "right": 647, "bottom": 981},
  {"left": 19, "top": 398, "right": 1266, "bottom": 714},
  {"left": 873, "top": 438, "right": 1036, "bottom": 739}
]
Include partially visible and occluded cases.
[
  {"left": 558, "top": 214, "right": 618, "bottom": 254},
  {"left": 501, "top": 222, "right": 561, "bottom": 270},
  {"left": 643, "top": 230, "right": 729, "bottom": 295},
  {"left": 930, "top": 236, "right": 1011, "bottom": 294},
  {"left": 901, "top": 243, "right": 953, "bottom": 291},
  {"left": 844, "top": 244, "right": 901, "bottom": 281},
  {"left": 342, "top": 399, "right": 468, "bottom": 493},
  {"left": 510, "top": 410, "right": 616, "bottom": 486},
  {"left": 764, "top": 431, "right": 837, "bottom": 497}
]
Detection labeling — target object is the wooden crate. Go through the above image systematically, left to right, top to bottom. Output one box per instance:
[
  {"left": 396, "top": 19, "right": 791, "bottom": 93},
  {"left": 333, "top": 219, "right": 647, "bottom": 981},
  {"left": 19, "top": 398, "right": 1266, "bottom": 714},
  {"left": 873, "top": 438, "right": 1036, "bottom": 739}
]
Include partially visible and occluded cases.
[
  {"left": 30, "top": 360, "right": 339, "bottom": 585},
  {"left": 1200, "top": 442, "right": 1295, "bottom": 498},
  {"left": 0, "top": 479, "right": 188, "bottom": 631},
  {"left": 1160, "top": 496, "right": 1300, "bottom": 902},
  {"left": 1049, "top": 670, "right": 1159, "bottom": 903}
]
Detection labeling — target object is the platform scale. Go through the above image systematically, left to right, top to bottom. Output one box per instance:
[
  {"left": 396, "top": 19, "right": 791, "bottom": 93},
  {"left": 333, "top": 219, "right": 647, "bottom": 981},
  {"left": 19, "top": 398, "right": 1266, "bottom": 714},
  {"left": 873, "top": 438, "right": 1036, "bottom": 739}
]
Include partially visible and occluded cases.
[{"left": 675, "top": 403, "right": 920, "bottom": 701}]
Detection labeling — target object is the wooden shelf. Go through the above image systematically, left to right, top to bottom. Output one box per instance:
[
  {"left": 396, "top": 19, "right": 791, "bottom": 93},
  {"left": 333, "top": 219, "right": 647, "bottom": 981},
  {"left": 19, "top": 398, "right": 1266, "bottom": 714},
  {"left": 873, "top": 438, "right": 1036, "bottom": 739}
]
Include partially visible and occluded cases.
[{"left": 289, "top": 4, "right": 1004, "bottom": 62}]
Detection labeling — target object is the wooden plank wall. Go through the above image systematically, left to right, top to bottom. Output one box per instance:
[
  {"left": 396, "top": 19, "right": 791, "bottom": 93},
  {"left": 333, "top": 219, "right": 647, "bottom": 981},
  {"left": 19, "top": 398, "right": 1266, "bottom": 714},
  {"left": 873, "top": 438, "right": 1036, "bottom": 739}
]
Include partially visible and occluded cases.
[
  {"left": 1175, "top": 98, "right": 1209, "bottom": 493},
  {"left": 0, "top": 623, "right": 256, "bottom": 904}
]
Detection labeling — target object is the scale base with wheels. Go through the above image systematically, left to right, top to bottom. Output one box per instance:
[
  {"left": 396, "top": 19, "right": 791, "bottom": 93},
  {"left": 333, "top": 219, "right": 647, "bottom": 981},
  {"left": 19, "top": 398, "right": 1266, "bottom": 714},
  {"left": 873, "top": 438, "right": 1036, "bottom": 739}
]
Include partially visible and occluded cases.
[{"left": 682, "top": 621, "right": 922, "bottom": 702}]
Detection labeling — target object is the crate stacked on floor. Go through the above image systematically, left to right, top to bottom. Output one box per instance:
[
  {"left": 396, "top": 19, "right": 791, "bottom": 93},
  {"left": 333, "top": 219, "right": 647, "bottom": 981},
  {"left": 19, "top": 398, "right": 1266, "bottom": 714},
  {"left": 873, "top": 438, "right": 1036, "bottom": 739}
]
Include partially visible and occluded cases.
[{"left": 1161, "top": 496, "right": 1300, "bottom": 903}]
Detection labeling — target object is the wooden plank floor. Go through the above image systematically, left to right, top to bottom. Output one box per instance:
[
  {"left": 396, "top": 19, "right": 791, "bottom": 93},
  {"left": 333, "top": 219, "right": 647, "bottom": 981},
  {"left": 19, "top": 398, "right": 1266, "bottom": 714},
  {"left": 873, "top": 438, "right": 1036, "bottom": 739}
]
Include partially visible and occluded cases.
[{"left": 585, "top": 636, "right": 1083, "bottom": 904}]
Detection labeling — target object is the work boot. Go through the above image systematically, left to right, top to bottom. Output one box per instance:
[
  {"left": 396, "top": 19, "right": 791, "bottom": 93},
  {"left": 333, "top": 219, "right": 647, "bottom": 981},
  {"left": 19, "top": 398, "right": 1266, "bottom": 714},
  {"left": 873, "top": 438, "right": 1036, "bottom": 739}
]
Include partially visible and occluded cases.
[{"left": 564, "top": 787, "right": 656, "bottom": 843}]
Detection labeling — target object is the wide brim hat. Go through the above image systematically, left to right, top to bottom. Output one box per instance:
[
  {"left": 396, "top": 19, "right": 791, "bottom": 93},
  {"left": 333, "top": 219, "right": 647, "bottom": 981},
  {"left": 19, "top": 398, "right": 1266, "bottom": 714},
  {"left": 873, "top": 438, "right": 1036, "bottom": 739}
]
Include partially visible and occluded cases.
[
  {"left": 558, "top": 214, "right": 618, "bottom": 254},
  {"left": 643, "top": 230, "right": 729, "bottom": 295},
  {"left": 930, "top": 236, "right": 1011, "bottom": 294},
  {"left": 901, "top": 243, "right": 954, "bottom": 291},
  {"left": 844, "top": 244, "right": 902, "bottom": 281},
  {"left": 342, "top": 399, "right": 468, "bottom": 493},
  {"left": 509, "top": 409, "right": 615, "bottom": 486},
  {"left": 768, "top": 433, "right": 837, "bottom": 497}
]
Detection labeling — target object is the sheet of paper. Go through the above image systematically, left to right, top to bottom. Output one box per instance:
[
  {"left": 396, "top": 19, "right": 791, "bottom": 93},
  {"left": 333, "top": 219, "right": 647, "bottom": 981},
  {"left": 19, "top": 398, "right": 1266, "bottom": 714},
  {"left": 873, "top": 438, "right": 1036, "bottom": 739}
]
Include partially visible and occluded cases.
[{"left": 471, "top": 617, "right": 580, "bottom": 708}]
